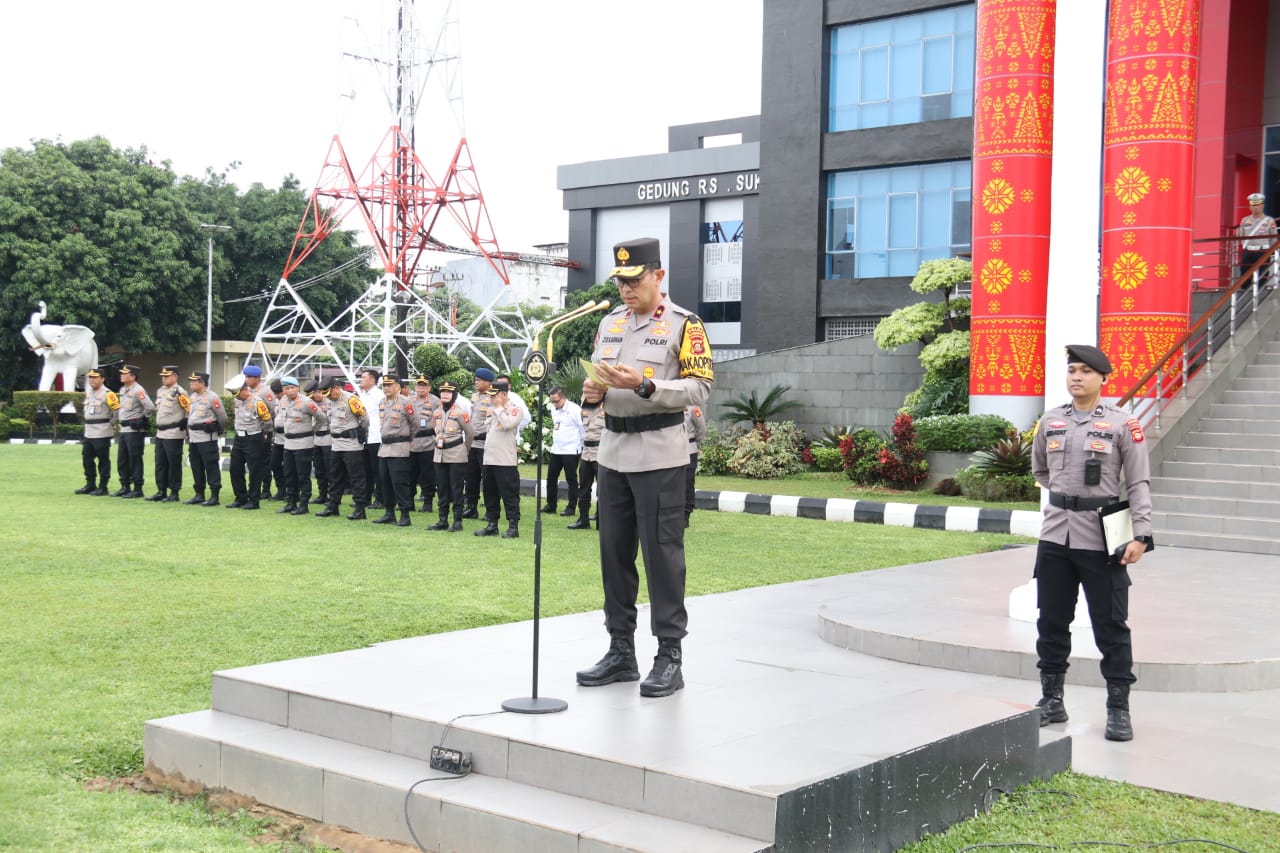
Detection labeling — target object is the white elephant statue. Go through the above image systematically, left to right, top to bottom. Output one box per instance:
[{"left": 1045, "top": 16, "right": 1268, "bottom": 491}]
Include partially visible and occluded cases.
[{"left": 21, "top": 301, "right": 100, "bottom": 391}]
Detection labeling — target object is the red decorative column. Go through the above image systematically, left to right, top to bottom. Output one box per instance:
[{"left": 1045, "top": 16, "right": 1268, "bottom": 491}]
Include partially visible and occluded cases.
[
  {"left": 969, "top": 0, "right": 1057, "bottom": 428},
  {"left": 1099, "top": 0, "right": 1201, "bottom": 398}
]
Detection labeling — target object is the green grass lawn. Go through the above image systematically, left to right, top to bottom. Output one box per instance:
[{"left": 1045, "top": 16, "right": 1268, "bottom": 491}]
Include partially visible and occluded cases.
[{"left": 2, "top": 445, "right": 1273, "bottom": 851}]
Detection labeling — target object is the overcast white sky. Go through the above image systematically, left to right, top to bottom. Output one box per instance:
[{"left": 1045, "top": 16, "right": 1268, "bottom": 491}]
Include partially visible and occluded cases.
[{"left": 0, "top": 0, "right": 763, "bottom": 252}]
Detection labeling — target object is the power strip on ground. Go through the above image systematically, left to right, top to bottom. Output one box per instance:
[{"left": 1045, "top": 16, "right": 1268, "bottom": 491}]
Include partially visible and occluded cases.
[{"left": 429, "top": 745, "right": 472, "bottom": 775}]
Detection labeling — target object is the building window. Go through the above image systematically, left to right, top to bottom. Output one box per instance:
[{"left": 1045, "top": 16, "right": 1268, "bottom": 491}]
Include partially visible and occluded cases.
[
  {"left": 829, "top": 5, "right": 976, "bottom": 132},
  {"left": 1262, "top": 125, "right": 1280, "bottom": 218},
  {"left": 826, "top": 160, "right": 972, "bottom": 279},
  {"left": 700, "top": 213, "right": 743, "bottom": 323},
  {"left": 825, "top": 318, "right": 882, "bottom": 340}
]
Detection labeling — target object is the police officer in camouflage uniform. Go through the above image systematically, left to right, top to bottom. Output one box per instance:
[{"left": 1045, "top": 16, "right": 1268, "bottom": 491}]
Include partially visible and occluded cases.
[
  {"left": 575, "top": 238, "right": 714, "bottom": 698},
  {"left": 1031, "top": 344, "right": 1154, "bottom": 743},
  {"left": 113, "top": 365, "right": 155, "bottom": 498},
  {"left": 149, "top": 365, "right": 188, "bottom": 502},
  {"left": 77, "top": 368, "right": 115, "bottom": 496},
  {"left": 184, "top": 371, "right": 227, "bottom": 506}
]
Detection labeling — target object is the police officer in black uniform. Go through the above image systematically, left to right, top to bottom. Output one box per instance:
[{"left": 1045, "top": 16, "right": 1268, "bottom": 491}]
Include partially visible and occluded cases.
[{"left": 1031, "top": 344, "right": 1154, "bottom": 742}]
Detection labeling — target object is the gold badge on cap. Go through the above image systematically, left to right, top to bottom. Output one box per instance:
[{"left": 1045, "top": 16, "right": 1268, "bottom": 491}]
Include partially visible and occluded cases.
[{"left": 616, "top": 247, "right": 630, "bottom": 263}]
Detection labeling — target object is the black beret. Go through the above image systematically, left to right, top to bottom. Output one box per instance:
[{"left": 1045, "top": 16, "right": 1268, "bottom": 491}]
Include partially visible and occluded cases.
[{"left": 1065, "top": 345, "right": 1112, "bottom": 375}]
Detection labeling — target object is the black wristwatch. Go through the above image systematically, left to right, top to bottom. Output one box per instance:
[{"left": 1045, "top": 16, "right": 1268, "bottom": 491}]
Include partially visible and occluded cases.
[
  {"left": 634, "top": 378, "right": 655, "bottom": 399},
  {"left": 1133, "top": 535, "right": 1153, "bottom": 546}
]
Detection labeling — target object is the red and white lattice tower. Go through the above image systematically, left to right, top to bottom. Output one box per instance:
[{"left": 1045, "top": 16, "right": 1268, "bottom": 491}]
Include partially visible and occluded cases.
[{"left": 247, "top": 0, "right": 541, "bottom": 381}]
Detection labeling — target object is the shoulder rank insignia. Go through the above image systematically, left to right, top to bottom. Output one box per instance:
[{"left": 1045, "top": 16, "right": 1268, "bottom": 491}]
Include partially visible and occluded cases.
[
  {"left": 106, "top": 391, "right": 120, "bottom": 410},
  {"left": 349, "top": 396, "right": 366, "bottom": 417},
  {"left": 256, "top": 400, "right": 271, "bottom": 420},
  {"left": 1125, "top": 418, "right": 1145, "bottom": 443}
]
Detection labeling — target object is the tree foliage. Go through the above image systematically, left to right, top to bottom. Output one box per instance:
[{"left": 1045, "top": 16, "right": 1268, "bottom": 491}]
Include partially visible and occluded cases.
[
  {"left": 0, "top": 137, "right": 371, "bottom": 397},
  {"left": 549, "top": 282, "right": 618, "bottom": 369}
]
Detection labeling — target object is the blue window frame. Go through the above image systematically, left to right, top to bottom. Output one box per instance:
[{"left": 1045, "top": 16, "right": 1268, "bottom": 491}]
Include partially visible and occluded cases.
[
  {"left": 829, "top": 5, "right": 976, "bottom": 132},
  {"left": 826, "top": 161, "right": 972, "bottom": 279}
]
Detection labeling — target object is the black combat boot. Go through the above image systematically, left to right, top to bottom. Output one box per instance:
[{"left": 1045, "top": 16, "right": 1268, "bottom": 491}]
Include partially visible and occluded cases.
[
  {"left": 90, "top": 482, "right": 109, "bottom": 496},
  {"left": 75, "top": 483, "right": 95, "bottom": 495},
  {"left": 111, "top": 487, "right": 131, "bottom": 497},
  {"left": 125, "top": 488, "right": 145, "bottom": 499},
  {"left": 202, "top": 490, "right": 220, "bottom": 507},
  {"left": 145, "top": 491, "right": 166, "bottom": 501},
  {"left": 162, "top": 491, "right": 180, "bottom": 503},
  {"left": 184, "top": 493, "right": 206, "bottom": 505},
  {"left": 227, "top": 498, "right": 247, "bottom": 509},
  {"left": 241, "top": 500, "right": 260, "bottom": 511},
  {"left": 420, "top": 500, "right": 433, "bottom": 513},
  {"left": 276, "top": 502, "right": 296, "bottom": 514},
  {"left": 289, "top": 503, "right": 308, "bottom": 515},
  {"left": 316, "top": 503, "right": 339, "bottom": 517},
  {"left": 462, "top": 504, "right": 478, "bottom": 520},
  {"left": 540, "top": 504, "right": 556, "bottom": 514},
  {"left": 559, "top": 506, "right": 575, "bottom": 517},
  {"left": 372, "top": 510, "right": 395, "bottom": 524},
  {"left": 395, "top": 510, "right": 411, "bottom": 527},
  {"left": 567, "top": 512, "right": 591, "bottom": 530},
  {"left": 427, "top": 515, "right": 450, "bottom": 530},
  {"left": 449, "top": 519, "right": 464, "bottom": 532},
  {"left": 501, "top": 521, "right": 519, "bottom": 539},
  {"left": 475, "top": 522, "right": 499, "bottom": 537},
  {"left": 576, "top": 635, "right": 640, "bottom": 687},
  {"left": 640, "top": 638, "right": 685, "bottom": 697},
  {"left": 1036, "top": 672, "right": 1069, "bottom": 726},
  {"left": 1104, "top": 682, "right": 1134, "bottom": 742}
]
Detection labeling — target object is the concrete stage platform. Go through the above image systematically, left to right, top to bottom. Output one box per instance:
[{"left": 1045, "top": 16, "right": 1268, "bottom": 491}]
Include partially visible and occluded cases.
[{"left": 145, "top": 545, "right": 1280, "bottom": 851}]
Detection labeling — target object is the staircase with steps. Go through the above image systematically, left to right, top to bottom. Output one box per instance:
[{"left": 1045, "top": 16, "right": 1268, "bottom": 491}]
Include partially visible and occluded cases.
[{"left": 1151, "top": 340, "right": 1280, "bottom": 555}]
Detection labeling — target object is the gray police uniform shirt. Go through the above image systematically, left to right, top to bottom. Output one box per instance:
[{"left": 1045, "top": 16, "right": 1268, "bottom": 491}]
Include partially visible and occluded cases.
[
  {"left": 591, "top": 296, "right": 713, "bottom": 473},
  {"left": 247, "top": 381, "right": 278, "bottom": 420},
  {"left": 116, "top": 382, "right": 156, "bottom": 433},
  {"left": 154, "top": 384, "right": 189, "bottom": 439},
  {"left": 82, "top": 386, "right": 116, "bottom": 439},
  {"left": 186, "top": 390, "right": 227, "bottom": 444},
  {"left": 233, "top": 391, "right": 270, "bottom": 436},
  {"left": 327, "top": 391, "right": 368, "bottom": 452},
  {"left": 469, "top": 391, "right": 498, "bottom": 450},
  {"left": 410, "top": 393, "right": 441, "bottom": 453},
  {"left": 377, "top": 394, "right": 414, "bottom": 458},
  {"left": 282, "top": 395, "right": 327, "bottom": 450},
  {"left": 312, "top": 397, "right": 333, "bottom": 447},
  {"left": 272, "top": 400, "right": 288, "bottom": 440},
  {"left": 481, "top": 401, "right": 522, "bottom": 467},
  {"left": 580, "top": 402, "right": 605, "bottom": 463},
  {"left": 1032, "top": 402, "right": 1153, "bottom": 551},
  {"left": 433, "top": 405, "right": 474, "bottom": 464},
  {"left": 684, "top": 405, "right": 707, "bottom": 454}
]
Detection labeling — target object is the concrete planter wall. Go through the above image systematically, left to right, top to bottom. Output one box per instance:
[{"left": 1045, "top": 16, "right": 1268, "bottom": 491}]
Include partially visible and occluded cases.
[{"left": 924, "top": 450, "right": 972, "bottom": 487}]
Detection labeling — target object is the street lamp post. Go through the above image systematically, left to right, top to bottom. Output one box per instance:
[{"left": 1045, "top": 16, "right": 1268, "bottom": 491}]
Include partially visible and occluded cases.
[{"left": 199, "top": 224, "right": 232, "bottom": 376}]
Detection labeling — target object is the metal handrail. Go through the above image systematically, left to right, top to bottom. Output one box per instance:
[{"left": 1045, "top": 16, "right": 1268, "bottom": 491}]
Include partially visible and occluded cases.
[{"left": 1115, "top": 235, "right": 1280, "bottom": 429}]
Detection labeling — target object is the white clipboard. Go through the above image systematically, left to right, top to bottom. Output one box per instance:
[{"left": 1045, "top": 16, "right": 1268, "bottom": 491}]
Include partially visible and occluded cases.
[{"left": 1098, "top": 501, "right": 1154, "bottom": 564}]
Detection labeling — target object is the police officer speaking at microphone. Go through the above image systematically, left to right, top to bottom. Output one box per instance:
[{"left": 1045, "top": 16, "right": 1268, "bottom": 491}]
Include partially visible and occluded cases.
[
  {"left": 575, "top": 237, "right": 713, "bottom": 698},
  {"left": 1031, "top": 344, "right": 1153, "bottom": 743}
]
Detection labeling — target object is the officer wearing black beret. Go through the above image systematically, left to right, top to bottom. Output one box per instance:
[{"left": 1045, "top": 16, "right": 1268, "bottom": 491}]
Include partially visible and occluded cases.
[{"left": 1031, "top": 344, "right": 1154, "bottom": 742}]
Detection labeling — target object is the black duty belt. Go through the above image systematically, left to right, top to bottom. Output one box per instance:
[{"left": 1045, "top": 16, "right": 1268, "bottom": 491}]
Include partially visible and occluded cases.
[
  {"left": 605, "top": 412, "right": 684, "bottom": 433},
  {"left": 84, "top": 418, "right": 111, "bottom": 425},
  {"left": 157, "top": 421, "right": 186, "bottom": 430},
  {"left": 275, "top": 427, "right": 285, "bottom": 434},
  {"left": 331, "top": 428, "right": 360, "bottom": 439},
  {"left": 236, "top": 429, "right": 262, "bottom": 437},
  {"left": 315, "top": 430, "right": 329, "bottom": 436},
  {"left": 415, "top": 430, "right": 436, "bottom": 438},
  {"left": 285, "top": 432, "right": 315, "bottom": 439},
  {"left": 382, "top": 436, "right": 409, "bottom": 444},
  {"left": 440, "top": 437, "right": 464, "bottom": 449},
  {"left": 583, "top": 439, "right": 600, "bottom": 447},
  {"left": 1048, "top": 492, "right": 1120, "bottom": 511}
]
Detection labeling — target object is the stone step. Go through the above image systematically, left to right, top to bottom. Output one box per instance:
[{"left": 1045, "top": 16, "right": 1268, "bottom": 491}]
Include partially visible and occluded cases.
[
  {"left": 1243, "top": 359, "right": 1280, "bottom": 373},
  {"left": 1226, "top": 377, "right": 1280, "bottom": 393},
  {"left": 1221, "top": 389, "right": 1280, "bottom": 404},
  {"left": 1203, "top": 402, "right": 1280, "bottom": 422},
  {"left": 1195, "top": 418, "right": 1280, "bottom": 435},
  {"left": 1179, "top": 431, "right": 1280, "bottom": 450},
  {"left": 1170, "top": 445, "right": 1280, "bottom": 465},
  {"left": 1161, "top": 460, "right": 1280, "bottom": 480},
  {"left": 1150, "top": 476, "right": 1280, "bottom": 501},
  {"left": 1150, "top": 493, "right": 1280, "bottom": 519},
  {"left": 1151, "top": 510, "right": 1280, "bottom": 539},
  {"left": 1158, "top": 529, "right": 1280, "bottom": 557},
  {"left": 144, "top": 711, "right": 770, "bottom": 853}
]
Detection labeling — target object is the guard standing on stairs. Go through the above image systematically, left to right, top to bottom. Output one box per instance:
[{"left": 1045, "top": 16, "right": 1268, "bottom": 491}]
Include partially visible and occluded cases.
[{"left": 1031, "top": 344, "right": 1154, "bottom": 742}]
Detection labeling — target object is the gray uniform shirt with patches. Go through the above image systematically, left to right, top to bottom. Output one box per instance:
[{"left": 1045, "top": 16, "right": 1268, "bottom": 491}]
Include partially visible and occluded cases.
[
  {"left": 116, "top": 382, "right": 155, "bottom": 433},
  {"left": 154, "top": 384, "right": 189, "bottom": 439},
  {"left": 81, "top": 386, "right": 116, "bottom": 440},
  {"left": 186, "top": 390, "right": 227, "bottom": 444},
  {"left": 326, "top": 391, "right": 369, "bottom": 452},
  {"left": 1032, "top": 401, "right": 1153, "bottom": 551}
]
